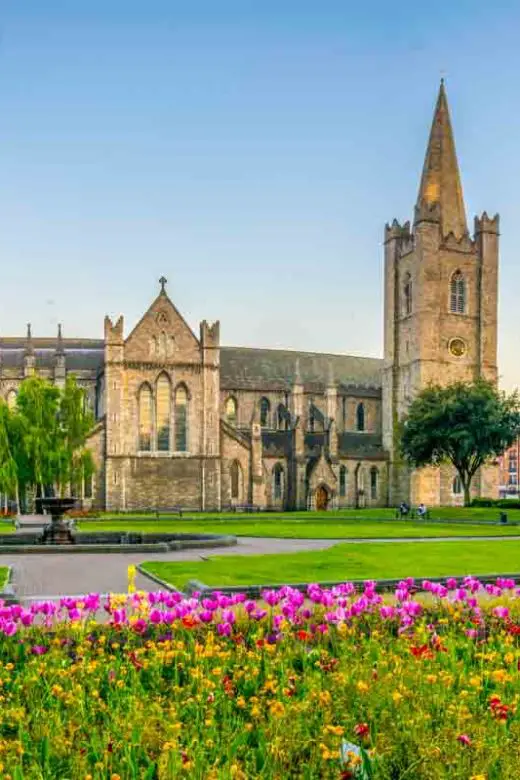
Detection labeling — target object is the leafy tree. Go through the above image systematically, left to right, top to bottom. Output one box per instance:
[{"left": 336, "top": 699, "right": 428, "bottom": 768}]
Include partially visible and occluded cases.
[
  {"left": 57, "top": 375, "right": 95, "bottom": 497},
  {"left": 0, "top": 376, "right": 95, "bottom": 512},
  {"left": 15, "top": 378, "right": 61, "bottom": 499},
  {"left": 400, "top": 379, "right": 520, "bottom": 506},
  {"left": 0, "top": 402, "right": 17, "bottom": 511}
]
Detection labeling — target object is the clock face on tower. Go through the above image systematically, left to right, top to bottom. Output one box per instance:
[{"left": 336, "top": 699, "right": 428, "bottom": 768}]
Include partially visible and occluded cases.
[{"left": 449, "top": 338, "right": 466, "bottom": 357}]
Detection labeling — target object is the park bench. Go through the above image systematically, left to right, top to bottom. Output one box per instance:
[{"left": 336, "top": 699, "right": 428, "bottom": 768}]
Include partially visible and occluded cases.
[
  {"left": 229, "top": 504, "right": 262, "bottom": 514},
  {"left": 154, "top": 506, "right": 184, "bottom": 518}
]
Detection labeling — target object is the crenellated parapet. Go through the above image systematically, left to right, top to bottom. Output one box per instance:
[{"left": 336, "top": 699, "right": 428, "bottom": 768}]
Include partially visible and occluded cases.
[
  {"left": 413, "top": 200, "right": 441, "bottom": 229},
  {"left": 474, "top": 212, "right": 500, "bottom": 235},
  {"left": 384, "top": 218, "right": 412, "bottom": 244},
  {"left": 441, "top": 230, "right": 475, "bottom": 253},
  {"left": 104, "top": 315, "right": 124, "bottom": 345},
  {"left": 200, "top": 320, "right": 220, "bottom": 348}
]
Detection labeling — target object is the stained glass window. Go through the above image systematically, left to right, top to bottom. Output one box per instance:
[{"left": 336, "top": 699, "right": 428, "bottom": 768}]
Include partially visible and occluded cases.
[
  {"left": 156, "top": 374, "right": 171, "bottom": 451},
  {"left": 138, "top": 384, "right": 153, "bottom": 451},
  {"left": 175, "top": 385, "right": 188, "bottom": 452}
]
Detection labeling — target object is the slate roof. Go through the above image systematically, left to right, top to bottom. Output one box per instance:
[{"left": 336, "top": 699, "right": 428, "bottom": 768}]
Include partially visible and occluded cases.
[
  {"left": 0, "top": 339, "right": 104, "bottom": 374},
  {"left": 220, "top": 347, "right": 382, "bottom": 394},
  {"left": 338, "top": 433, "right": 388, "bottom": 460}
]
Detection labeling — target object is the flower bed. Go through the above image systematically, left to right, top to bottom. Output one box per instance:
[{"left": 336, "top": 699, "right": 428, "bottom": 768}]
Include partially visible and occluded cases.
[{"left": 0, "top": 578, "right": 520, "bottom": 777}]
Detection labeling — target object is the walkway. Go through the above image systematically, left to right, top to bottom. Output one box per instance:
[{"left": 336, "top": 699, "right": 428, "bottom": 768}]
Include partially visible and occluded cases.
[{"left": 5, "top": 534, "right": 520, "bottom": 600}]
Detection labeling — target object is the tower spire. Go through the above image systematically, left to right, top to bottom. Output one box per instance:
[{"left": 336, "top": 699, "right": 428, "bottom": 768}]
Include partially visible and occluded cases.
[{"left": 415, "top": 80, "right": 468, "bottom": 238}]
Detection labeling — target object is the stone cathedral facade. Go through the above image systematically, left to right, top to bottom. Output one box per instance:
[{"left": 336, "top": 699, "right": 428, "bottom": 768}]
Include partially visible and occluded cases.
[{"left": 0, "top": 83, "right": 499, "bottom": 511}]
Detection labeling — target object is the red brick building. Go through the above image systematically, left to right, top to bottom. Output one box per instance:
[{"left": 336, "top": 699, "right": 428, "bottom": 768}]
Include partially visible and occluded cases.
[{"left": 498, "top": 440, "right": 520, "bottom": 498}]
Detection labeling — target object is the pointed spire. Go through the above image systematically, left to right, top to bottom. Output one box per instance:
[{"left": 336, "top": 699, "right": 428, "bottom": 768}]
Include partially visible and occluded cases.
[
  {"left": 416, "top": 80, "right": 468, "bottom": 238},
  {"left": 25, "top": 323, "right": 34, "bottom": 355},
  {"left": 56, "top": 323, "right": 64, "bottom": 355}
]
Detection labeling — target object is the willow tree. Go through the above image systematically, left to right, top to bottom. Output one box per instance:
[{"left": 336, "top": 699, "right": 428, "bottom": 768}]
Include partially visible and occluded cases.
[
  {"left": 57, "top": 375, "right": 95, "bottom": 497},
  {"left": 15, "top": 378, "right": 62, "bottom": 500},
  {"left": 400, "top": 379, "right": 520, "bottom": 506},
  {"left": 0, "top": 402, "right": 18, "bottom": 512}
]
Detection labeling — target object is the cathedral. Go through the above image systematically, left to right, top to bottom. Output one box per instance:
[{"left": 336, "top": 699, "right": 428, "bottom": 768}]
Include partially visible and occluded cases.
[{"left": 0, "top": 82, "right": 499, "bottom": 511}]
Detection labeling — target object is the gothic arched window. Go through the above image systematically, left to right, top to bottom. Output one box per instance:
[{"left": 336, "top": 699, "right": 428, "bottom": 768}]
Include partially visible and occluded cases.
[
  {"left": 450, "top": 271, "right": 466, "bottom": 314},
  {"left": 403, "top": 272, "right": 412, "bottom": 316},
  {"left": 156, "top": 373, "right": 171, "bottom": 451},
  {"left": 138, "top": 383, "right": 153, "bottom": 451},
  {"left": 174, "top": 385, "right": 188, "bottom": 452},
  {"left": 225, "top": 396, "right": 238, "bottom": 425},
  {"left": 260, "top": 397, "right": 270, "bottom": 428},
  {"left": 356, "top": 402, "right": 365, "bottom": 432},
  {"left": 276, "top": 403, "right": 288, "bottom": 431},
  {"left": 230, "top": 460, "right": 242, "bottom": 500},
  {"left": 273, "top": 464, "right": 284, "bottom": 500},
  {"left": 339, "top": 465, "right": 347, "bottom": 497},
  {"left": 370, "top": 467, "right": 378, "bottom": 500},
  {"left": 453, "top": 475, "right": 463, "bottom": 495}
]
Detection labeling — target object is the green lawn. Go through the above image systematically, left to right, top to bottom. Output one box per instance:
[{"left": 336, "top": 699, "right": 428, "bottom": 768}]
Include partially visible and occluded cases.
[
  {"left": 98, "top": 506, "right": 520, "bottom": 522},
  {"left": 78, "top": 514, "right": 520, "bottom": 539},
  {"left": 140, "top": 539, "right": 520, "bottom": 589},
  {"left": 0, "top": 566, "right": 9, "bottom": 590}
]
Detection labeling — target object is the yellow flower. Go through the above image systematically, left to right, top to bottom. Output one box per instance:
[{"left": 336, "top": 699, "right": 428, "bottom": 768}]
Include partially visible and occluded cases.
[
  {"left": 356, "top": 681, "right": 369, "bottom": 694},
  {"left": 319, "top": 690, "right": 332, "bottom": 706},
  {"left": 392, "top": 691, "right": 402, "bottom": 704},
  {"left": 269, "top": 701, "right": 285, "bottom": 718}
]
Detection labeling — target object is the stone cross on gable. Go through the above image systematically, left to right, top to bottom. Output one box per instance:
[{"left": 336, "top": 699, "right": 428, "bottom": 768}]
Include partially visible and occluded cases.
[{"left": 159, "top": 276, "right": 167, "bottom": 293}]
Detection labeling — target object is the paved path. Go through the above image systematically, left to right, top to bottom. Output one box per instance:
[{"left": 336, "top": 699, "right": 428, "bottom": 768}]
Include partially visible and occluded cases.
[
  {"left": 4, "top": 534, "right": 520, "bottom": 600},
  {"left": 5, "top": 537, "right": 339, "bottom": 599}
]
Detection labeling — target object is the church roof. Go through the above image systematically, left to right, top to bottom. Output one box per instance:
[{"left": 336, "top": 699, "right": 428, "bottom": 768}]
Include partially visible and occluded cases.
[
  {"left": 416, "top": 80, "right": 468, "bottom": 238},
  {"left": 0, "top": 338, "right": 104, "bottom": 373},
  {"left": 220, "top": 347, "right": 382, "bottom": 393},
  {"left": 338, "top": 432, "right": 388, "bottom": 460}
]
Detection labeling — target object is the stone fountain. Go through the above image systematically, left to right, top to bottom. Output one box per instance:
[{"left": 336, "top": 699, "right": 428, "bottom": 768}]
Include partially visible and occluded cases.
[{"left": 39, "top": 497, "right": 77, "bottom": 545}]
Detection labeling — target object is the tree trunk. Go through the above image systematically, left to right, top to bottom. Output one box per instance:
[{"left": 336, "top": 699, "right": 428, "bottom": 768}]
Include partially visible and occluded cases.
[
  {"left": 463, "top": 476, "right": 471, "bottom": 507},
  {"left": 15, "top": 482, "right": 20, "bottom": 517}
]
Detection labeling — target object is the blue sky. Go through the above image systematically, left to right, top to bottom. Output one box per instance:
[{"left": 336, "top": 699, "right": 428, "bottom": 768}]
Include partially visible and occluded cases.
[{"left": 1, "top": 0, "right": 520, "bottom": 387}]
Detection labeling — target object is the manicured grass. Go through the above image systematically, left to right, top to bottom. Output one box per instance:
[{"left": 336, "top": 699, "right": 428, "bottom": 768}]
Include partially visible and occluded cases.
[
  {"left": 99, "top": 506, "right": 520, "bottom": 522},
  {"left": 79, "top": 516, "right": 520, "bottom": 539},
  {"left": 0, "top": 524, "right": 14, "bottom": 534},
  {"left": 141, "top": 539, "right": 520, "bottom": 589},
  {"left": 0, "top": 567, "right": 8, "bottom": 589}
]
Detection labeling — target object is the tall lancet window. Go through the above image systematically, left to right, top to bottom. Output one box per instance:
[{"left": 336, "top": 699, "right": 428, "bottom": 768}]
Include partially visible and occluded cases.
[
  {"left": 450, "top": 271, "right": 466, "bottom": 314},
  {"left": 403, "top": 272, "right": 412, "bottom": 316},
  {"left": 156, "top": 373, "right": 171, "bottom": 451},
  {"left": 138, "top": 384, "right": 153, "bottom": 452},
  {"left": 174, "top": 385, "right": 188, "bottom": 452},
  {"left": 356, "top": 402, "right": 365, "bottom": 432}
]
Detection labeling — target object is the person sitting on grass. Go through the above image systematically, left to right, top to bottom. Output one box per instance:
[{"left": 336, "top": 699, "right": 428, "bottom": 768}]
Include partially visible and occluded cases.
[{"left": 417, "top": 502, "right": 427, "bottom": 518}]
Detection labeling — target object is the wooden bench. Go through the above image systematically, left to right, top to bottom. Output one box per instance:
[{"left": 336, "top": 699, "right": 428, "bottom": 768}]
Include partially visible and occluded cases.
[{"left": 229, "top": 504, "right": 262, "bottom": 514}]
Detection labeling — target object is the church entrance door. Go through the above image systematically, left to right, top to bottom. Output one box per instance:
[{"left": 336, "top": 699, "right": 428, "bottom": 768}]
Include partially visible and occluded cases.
[{"left": 316, "top": 485, "right": 329, "bottom": 511}]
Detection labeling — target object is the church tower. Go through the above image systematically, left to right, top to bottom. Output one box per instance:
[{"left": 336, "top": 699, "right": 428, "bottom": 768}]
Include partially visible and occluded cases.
[{"left": 382, "top": 81, "right": 499, "bottom": 506}]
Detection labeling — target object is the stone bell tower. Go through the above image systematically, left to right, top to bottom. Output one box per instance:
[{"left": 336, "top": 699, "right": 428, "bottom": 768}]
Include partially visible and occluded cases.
[{"left": 382, "top": 81, "right": 499, "bottom": 506}]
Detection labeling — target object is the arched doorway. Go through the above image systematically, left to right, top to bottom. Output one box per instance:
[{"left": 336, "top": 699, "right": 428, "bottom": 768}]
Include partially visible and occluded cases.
[{"left": 316, "top": 485, "right": 329, "bottom": 511}]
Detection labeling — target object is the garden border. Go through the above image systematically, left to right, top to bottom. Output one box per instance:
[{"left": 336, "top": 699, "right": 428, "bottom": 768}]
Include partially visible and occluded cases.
[
  {"left": 0, "top": 534, "right": 237, "bottom": 555},
  {"left": 178, "top": 572, "right": 520, "bottom": 598}
]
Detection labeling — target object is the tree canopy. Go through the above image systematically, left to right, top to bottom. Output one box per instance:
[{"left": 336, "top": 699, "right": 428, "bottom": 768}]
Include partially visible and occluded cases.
[
  {"left": 0, "top": 376, "right": 95, "bottom": 512},
  {"left": 400, "top": 379, "right": 520, "bottom": 506}
]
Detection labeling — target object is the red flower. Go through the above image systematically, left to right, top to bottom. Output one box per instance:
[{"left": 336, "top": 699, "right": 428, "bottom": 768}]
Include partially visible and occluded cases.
[
  {"left": 297, "top": 630, "right": 309, "bottom": 641},
  {"left": 256, "top": 639, "right": 265, "bottom": 648},
  {"left": 410, "top": 644, "right": 433, "bottom": 659},
  {"left": 354, "top": 722, "right": 370, "bottom": 739},
  {"left": 457, "top": 734, "right": 471, "bottom": 747}
]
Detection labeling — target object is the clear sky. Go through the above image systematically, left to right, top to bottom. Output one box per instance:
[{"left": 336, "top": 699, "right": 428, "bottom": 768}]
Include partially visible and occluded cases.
[{"left": 1, "top": 1, "right": 520, "bottom": 388}]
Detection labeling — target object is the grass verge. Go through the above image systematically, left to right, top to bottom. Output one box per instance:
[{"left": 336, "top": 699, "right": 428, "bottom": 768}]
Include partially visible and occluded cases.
[
  {"left": 79, "top": 516, "right": 520, "bottom": 539},
  {"left": 141, "top": 539, "right": 520, "bottom": 589},
  {"left": 0, "top": 566, "right": 9, "bottom": 590}
]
